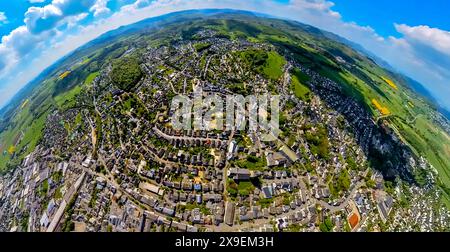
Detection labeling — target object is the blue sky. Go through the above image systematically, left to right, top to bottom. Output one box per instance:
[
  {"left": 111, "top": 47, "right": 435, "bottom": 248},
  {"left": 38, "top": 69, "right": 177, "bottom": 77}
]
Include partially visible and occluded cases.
[
  {"left": 0, "top": 0, "right": 449, "bottom": 111},
  {"left": 332, "top": 0, "right": 450, "bottom": 37}
]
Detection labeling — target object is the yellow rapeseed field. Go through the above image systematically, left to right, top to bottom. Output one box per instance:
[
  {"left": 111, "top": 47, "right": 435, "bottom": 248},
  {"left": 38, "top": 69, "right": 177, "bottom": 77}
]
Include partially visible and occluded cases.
[
  {"left": 59, "top": 71, "right": 71, "bottom": 80},
  {"left": 381, "top": 76, "right": 398, "bottom": 90},
  {"left": 372, "top": 98, "right": 390, "bottom": 115},
  {"left": 20, "top": 99, "right": 29, "bottom": 109},
  {"left": 7, "top": 146, "right": 15, "bottom": 155}
]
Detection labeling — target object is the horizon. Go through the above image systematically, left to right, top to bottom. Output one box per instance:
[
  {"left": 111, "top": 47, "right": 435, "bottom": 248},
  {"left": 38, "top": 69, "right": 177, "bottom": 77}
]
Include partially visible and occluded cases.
[{"left": 0, "top": 1, "right": 449, "bottom": 112}]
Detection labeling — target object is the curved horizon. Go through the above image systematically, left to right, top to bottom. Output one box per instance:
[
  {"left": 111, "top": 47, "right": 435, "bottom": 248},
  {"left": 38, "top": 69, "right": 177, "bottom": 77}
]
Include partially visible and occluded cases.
[{"left": 0, "top": 1, "right": 449, "bottom": 113}]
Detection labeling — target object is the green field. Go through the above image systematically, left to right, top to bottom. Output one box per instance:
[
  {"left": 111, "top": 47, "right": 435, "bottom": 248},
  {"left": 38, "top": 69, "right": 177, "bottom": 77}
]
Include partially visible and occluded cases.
[
  {"left": 262, "top": 51, "right": 286, "bottom": 80},
  {"left": 0, "top": 61, "right": 101, "bottom": 171},
  {"left": 291, "top": 68, "right": 311, "bottom": 102},
  {"left": 54, "top": 71, "right": 99, "bottom": 110},
  {"left": 85, "top": 72, "right": 99, "bottom": 86},
  {"left": 54, "top": 85, "right": 83, "bottom": 109},
  {"left": 0, "top": 94, "right": 51, "bottom": 172}
]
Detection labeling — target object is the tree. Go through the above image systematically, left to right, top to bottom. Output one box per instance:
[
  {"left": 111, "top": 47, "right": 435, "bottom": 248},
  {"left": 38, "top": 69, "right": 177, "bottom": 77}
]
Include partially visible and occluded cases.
[
  {"left": 110, "top": 56, "right": 143, "bottom": 91},
  {"left": 305, "top": 125, "right": 330, "bottom": 160},
  {"left": 346, "top": 156, "right": 358, "bottom": 170},
  {"left": 413, "top": 168, "right": 428, "bottom": 187},
  {"left": 337, "top": 169, "right": 351, "bottom": 191},
  {"left": 366, "top": 179, "right": 376, "bottom": 189},
  {"left": 319, "top": 217, "right": 334, "bottom": 232}
]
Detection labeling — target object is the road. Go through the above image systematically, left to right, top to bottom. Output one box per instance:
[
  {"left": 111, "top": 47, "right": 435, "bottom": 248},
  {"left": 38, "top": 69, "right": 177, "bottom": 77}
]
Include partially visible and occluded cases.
[
  {"left": 153, "top": 126, "right": 224, "bottom": 146},
  {"left": 223, "top": 130, "right": 235, "bottom": 202},
  {"left": 46, "top": 171, "right": 86, "bottom": 232},
  {"left": 208, "top": 176, "right": 366, "bottom": 231},
  {"left": 313, "top": 181, "right": 365, "bottom": 213}
]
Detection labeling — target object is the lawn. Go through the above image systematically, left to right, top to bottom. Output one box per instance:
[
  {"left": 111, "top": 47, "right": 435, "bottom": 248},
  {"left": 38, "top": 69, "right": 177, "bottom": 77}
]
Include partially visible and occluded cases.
[
  {"left": 193, "top": 42, "right": 211, "bottom": 52},
  {"left": 262, "top": 51, "right": 286, "bottom": 81},
  {"left": 291, "top": 68, "right": 311, "bottom": 102},
  {"left": 54, "top": 71, "right": 99, "bottom": 109},
  {"left": 85, "top": 72, "right": 99, "bottom": 86},
  {"left": 54, "top": 85, "right": 83, "bottom": 109},
  {"left": 234, "top": 154, "right": 267, "bottom": 170},
  {"left": 228, "top": 179, "right": 257, "bottom": 197},
  {"left": 238, "top": 181, "right": 255, "bottom": 192},
  {"left": 54, "top": 186, "right": 63, "bottom": 200},
  {"left": 257, "top": 198, "right": 274, "bottom": 208},
  {"left": 179, "top": 203, "right": 211, "bottom": 215}
]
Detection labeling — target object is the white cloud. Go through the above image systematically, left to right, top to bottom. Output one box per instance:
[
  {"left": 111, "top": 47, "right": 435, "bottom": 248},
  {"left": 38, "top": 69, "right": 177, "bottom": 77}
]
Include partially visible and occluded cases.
[
  {"left": 0, "top": 0, "right": 108, "bottom": 75},
  {"left": 24, "top": 0, "right": 98, "bottom": 34},
  {"left": 29, "top": 0, "right": 47, "bottom": 3},
  {"left": 53, "top": 0, "right": 97, "bottom": 15},
  {"left": 90, "top": 0, "right": 112, "bottom": 17},
  {"left": 134, "top": 0, "right": 151, "bottom": 9},
  {"left": 24, "top": 5, "right": 63, "bottom": 34},
  {"left": 0, "top": 12, "right": 7, "bottom": 24},
  {"left": 66, "top": 13, "right": 90, "bottom": 28},
  {"left": 381, "top": 24, "right": 450, "bottom": 108},
  {"left": 395, "top": 24, "right": 450, "bottom": 57},
  {"left": 1, "top": 26, "right": 55, "bottom": 58},
  {"left": 0, "top": 46, "right": 16, "bottom": 77}
]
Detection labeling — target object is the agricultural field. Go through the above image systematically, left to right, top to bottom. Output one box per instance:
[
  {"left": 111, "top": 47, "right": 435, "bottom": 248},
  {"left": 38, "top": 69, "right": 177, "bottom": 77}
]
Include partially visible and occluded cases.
[
  {"left": 0, "top": 57, "right": 100, "bottom": 172},
  {"left": 0, "top": 88, "right": 52, "bottom": 172}
]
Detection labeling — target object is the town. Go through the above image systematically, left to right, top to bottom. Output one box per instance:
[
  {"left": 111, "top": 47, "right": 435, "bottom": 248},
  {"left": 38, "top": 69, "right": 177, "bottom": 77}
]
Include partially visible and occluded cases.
[{"left": 1, "top": 27, "right": 449, "bottom": 233}]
